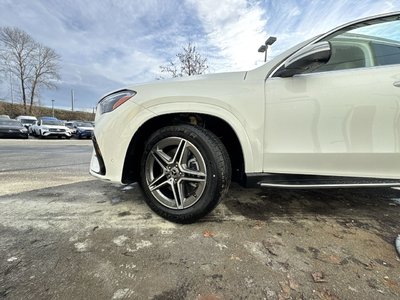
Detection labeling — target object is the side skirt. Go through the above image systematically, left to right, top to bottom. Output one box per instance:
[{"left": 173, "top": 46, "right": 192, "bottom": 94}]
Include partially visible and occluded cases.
[{"left": 244, "top": 173, "right": 400, "bottom": 189}]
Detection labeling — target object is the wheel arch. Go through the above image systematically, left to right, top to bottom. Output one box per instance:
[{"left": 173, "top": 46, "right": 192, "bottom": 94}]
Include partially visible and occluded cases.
[{"left": 122, "top": 112, "right": 249, "bottom": 185}]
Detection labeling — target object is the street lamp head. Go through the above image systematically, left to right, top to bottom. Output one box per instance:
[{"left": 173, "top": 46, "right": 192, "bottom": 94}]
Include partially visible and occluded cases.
[
  {"left": 265, "top": 36, "right": 277, "bottom": 46},
  {"left": 258, "top": 45, "right": 266, "bottom": 53}
]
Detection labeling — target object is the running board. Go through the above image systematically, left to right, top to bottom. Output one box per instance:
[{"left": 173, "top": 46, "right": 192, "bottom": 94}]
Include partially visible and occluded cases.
[
  {"left": 245, "top": 173, "right": 400, "bottom": 189},
  {"left": 259, "top": 182, "right": 400, "bottom": 189}
]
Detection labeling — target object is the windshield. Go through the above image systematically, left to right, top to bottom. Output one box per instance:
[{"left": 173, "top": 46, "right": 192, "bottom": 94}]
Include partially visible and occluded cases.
[
  {"left": 21, "top": 119, "right": 36, "bottom": 124},
  {"left": 0, "top": 120, "right": 22, "bottom": 126},
  {"left": 42, "top": 120, "right": 64, "bottom": 126},
  {"left": 75, "top": 122, "right": 93, "bottom": 127}
]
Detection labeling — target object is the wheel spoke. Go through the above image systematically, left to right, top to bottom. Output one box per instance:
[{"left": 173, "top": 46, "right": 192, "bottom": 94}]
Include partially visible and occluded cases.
[
  {"left": 172, "top": 139, "right": 187, "bottom": 164},
  {"left": 151, "top": 149, "right": 170, "bottom": 170},
  {"left": 181, "top": 167, "right": 206, "bottom": 179},
  {"left": 180, "top": 168, "right": 206, "bottom": 184},
  {"left": 148, "top": 174, "right": 169, "bottom": 191},
  {"left": 180, "top": 176, "right": 206, "bottom": 183},
  {"left": 170, "top": 181, "right": 184, "bottom": 209}
]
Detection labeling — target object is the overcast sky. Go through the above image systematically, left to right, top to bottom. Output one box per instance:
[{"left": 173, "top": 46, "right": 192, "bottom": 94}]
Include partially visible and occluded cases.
[{"left": 0, "top": 0, "right": 399, "bottom": 111}]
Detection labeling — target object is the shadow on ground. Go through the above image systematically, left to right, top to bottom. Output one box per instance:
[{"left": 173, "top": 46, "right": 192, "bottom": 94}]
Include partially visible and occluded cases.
[{"left": 222, "top": 184, "right": 400, "bottom": 243}]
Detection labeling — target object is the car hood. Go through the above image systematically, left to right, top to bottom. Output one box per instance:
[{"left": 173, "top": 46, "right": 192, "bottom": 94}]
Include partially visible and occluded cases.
[
  {"left": 119, "top": 71, "right": 249, "bottom": 109},
  {"left": 128, "top": 71, "right": 246, "bottom": 90},
  {"left": 162, "top": 71, "right": 246, "bottom": 83},
  {"left": 0, "top": 125, "right": 24, "bottom": 130},
  {"left": 42, "top": 125, "right": 68, "bottom": 129},
  {"left": 77, "top": 127, "right": 94, "bottom": 131}
]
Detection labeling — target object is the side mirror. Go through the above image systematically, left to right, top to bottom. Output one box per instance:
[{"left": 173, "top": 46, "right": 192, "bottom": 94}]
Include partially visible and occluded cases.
[{"left": 276, "top": 41, "right": 332, "bottom": 78}]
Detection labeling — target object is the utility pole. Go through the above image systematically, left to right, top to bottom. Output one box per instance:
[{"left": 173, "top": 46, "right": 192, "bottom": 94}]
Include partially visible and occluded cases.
[
  {"left": 9, "top": 70, "right": 14, "bottom": 104},
  {"left": 71, "top": 89, "right": 75, "bottom": 111},
  {"left": 51, "top": 100, "right": 55, "bottom": 117}
]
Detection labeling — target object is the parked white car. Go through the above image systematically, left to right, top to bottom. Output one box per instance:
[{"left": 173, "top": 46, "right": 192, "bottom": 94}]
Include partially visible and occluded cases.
[
  {"left": 90, "top": 12, "right": 400, "bottom": 223},
  {"left": 16, "top": 115, "right": 37, "bottom": 131},
  {"left": 31, "top": 117, "right": 71, "bottom": 139},
  {"left": 65, "top": 122, "right": 77, "bottom": 134}
]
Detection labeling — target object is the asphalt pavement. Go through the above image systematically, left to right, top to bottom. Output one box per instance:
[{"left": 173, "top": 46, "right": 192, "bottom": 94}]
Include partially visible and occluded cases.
[{"left": 0, "top": 139, "right": 399, "bottom": 299}]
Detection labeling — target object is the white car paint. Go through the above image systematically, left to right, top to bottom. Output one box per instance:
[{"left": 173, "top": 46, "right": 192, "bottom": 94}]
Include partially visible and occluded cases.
[
  {"left": 91, "top": 12, "right": 400, "bottom": 183},
  {"left": 15, "top": 115, "right": 37, "bottom": 129},
  {"left": 31, "top": 119, "right": 72, "bottom": 138}
]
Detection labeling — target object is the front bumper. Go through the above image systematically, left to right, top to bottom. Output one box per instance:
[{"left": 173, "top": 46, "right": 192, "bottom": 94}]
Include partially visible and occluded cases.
[
  {"left": 89, "top": 99, "right": 156, "bottom": 183},
  {"left": 77, "top": 130, "right": 93, "bottom": 138},
  {"left": 0, "top": 131, "right": 28, "bottom": 139},
  {"left": 42, "top": 131, "right": 71, "bottom": 137},
  {"left": 90, "top": 136, "right": 106, "bottom": 176}
]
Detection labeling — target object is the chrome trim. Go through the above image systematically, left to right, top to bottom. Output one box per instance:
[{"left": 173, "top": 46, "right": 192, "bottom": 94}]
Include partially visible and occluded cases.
[{"left": 259, "top": 182, "right": 400, "bottom": 189}]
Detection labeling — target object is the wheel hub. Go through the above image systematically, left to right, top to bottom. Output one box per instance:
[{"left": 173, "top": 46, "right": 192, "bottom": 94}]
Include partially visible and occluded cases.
[
  {"left": 166, "top": 166, "right": 181, "bottom": 179},
  {"left": 170, "top": 166, "right": 180, "bottom": 178}
]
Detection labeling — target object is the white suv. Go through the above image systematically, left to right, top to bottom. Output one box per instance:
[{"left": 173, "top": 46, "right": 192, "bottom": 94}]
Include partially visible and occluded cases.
[
  {"left": 90, "top": 12, "right": 400, "bottom": 223},
  {"left": 16, "top": 115, "right": 37, "bottom": 131},
  {"left": 31, "top": 117, "right": 71, "bottom": 139}
]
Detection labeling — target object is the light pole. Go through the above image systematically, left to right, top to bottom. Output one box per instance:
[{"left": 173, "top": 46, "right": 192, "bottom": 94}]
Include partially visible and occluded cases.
[
  {"left": 258, "top": 36, "right": 277, "bottom": 62},
  {"left": 9, "top": 69, "right": 14, "bottom": 104},
  {"left": 71, "top": 89, "right": 74, "bottom": 112},
  {"left": 51, "top": 100, "right": 55, "bottom": 117}
]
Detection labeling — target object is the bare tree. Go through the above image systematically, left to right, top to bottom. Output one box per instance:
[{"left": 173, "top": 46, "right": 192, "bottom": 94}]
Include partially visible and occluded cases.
[
  {"left": 0, "top": 27, "right": 61, "bottom": 113},
  {"left": 160, "top": 42, "right": 208, "bottom": 78},
  {"left": 28, "top": 44, "right": 60, "bottom": 110}
]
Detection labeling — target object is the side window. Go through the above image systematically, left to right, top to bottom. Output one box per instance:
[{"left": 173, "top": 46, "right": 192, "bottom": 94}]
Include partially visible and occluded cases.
[
  {"left": 311, "top": 17, "right": 400, "bottom": 73},
  {"left": 315, "top": 39, "right": 367, "bottom": 72},
  {"left": 371, "top": 42, "right": 400, "bottom": 66}
]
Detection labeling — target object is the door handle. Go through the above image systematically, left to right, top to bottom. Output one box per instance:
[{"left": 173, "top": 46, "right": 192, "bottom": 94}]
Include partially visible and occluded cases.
[{"left": 394, "top": 81, "right": 400, "bottom": 87}]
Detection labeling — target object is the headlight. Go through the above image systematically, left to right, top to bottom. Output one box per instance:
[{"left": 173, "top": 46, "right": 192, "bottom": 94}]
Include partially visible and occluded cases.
[
  {"left": 98, "top": 90, "right": 136, "bottom": 115},
  {"left": 41, "top": 126, "right": 49, "bottom": 131},
  {"left": 20, "top": 128, "right": 28, "bottom": 133}
]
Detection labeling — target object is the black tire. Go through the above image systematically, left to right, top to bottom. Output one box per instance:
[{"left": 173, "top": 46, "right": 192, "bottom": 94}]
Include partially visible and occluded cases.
[{"left": 140, "top": 125, "right": 231, "bottom": 223}]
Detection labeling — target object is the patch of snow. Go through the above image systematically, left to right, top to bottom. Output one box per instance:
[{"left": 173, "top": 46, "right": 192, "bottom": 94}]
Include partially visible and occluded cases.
[
  {"left": 113, "top": 235, "right": 129, "bottom": 247},
  {"left": 74, "top": 240, "right": 90, "bottom": 252},
  {"left": 7, "top": 256, "right": 18, "bottom": 262},
  {"left": 112, "top": 288, "right": 134, "bottom": 299}
]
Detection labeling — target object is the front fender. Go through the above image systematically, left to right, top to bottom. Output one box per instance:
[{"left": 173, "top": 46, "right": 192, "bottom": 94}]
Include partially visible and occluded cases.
[{"left": 143, "top": 100, "right": 262, "bottom": 173}]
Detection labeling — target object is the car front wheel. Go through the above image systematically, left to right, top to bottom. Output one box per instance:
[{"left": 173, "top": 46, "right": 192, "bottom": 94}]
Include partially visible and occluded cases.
[{"left": 140, "top": 125, "right": 231, "bottom": 223}]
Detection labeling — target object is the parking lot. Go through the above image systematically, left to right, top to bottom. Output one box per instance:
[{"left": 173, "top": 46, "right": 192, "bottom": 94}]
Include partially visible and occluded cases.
[{"left": 0, "top": 139, "right": 399, "bottom": 299}]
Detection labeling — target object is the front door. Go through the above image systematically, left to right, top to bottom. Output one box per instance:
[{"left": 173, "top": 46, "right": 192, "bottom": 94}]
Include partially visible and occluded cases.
[{"left": 263, "top": 15, "right": 400, "bottom": 179}]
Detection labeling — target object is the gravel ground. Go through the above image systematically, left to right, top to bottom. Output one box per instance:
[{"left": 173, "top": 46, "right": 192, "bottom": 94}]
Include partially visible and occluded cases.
[{"left": 0, "top": 139, "right": 399, "bottom": 300}]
